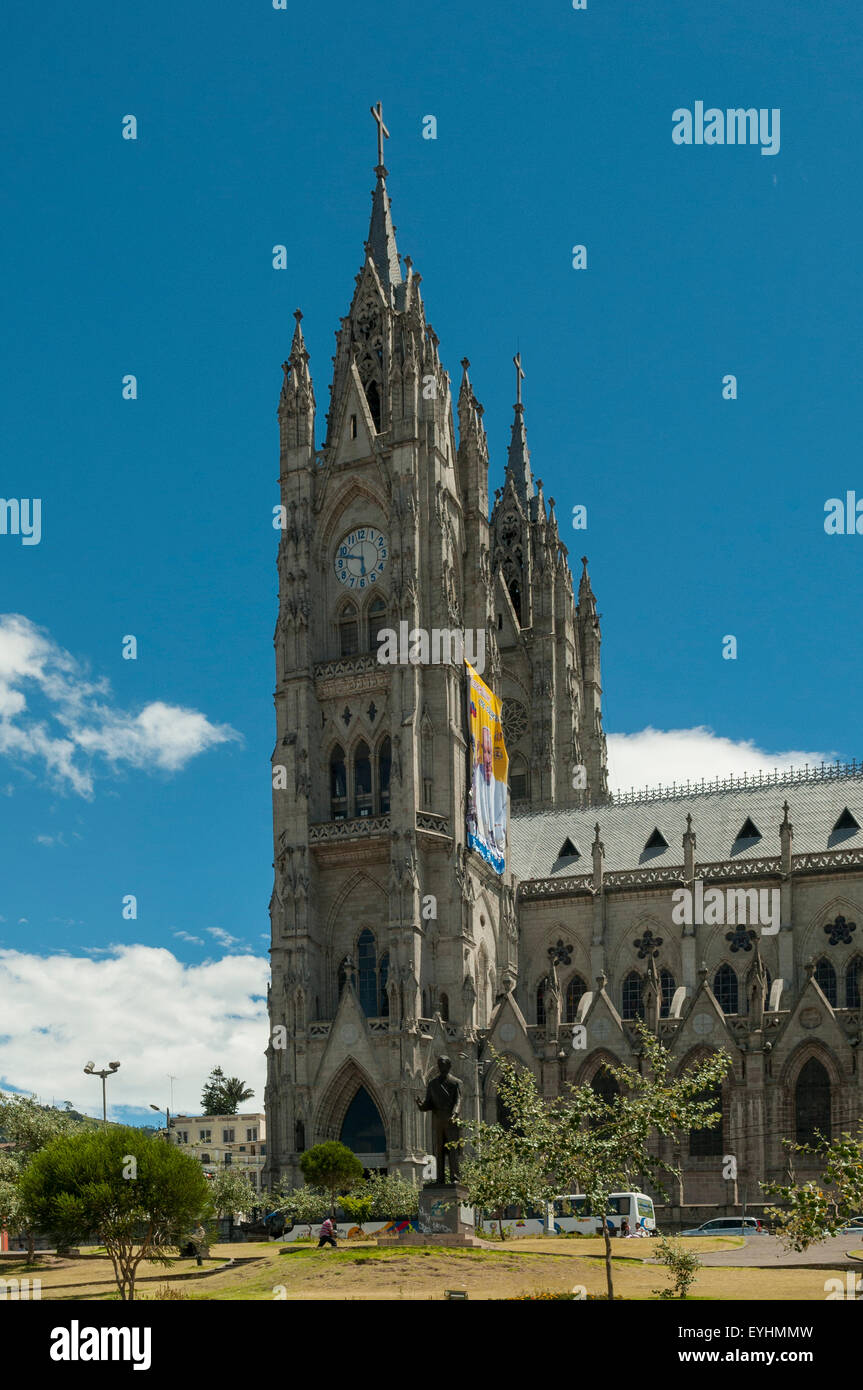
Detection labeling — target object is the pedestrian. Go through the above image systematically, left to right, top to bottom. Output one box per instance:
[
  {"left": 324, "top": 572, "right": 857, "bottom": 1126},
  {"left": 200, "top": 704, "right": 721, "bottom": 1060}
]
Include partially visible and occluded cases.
[{"left": 318, "top": 1216, "right": 338, "bottom": 1249}]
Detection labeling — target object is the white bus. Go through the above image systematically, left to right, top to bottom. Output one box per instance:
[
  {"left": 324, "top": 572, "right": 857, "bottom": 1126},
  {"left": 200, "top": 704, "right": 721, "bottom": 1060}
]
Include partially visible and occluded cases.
[
  {"left": 486, "top": 1191, "right": 657, "bottom": 1239},
  {"left": 552, "top": 1192, "right": 656, "bottom": 1237}
]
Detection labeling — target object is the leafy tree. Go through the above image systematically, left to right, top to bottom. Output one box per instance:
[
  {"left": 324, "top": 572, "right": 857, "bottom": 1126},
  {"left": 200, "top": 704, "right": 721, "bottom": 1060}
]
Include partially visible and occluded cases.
[
  {"left": 459, "top": 1025, "right": 731, "bottom": 1298},
  {"left": 200, "top": 1066, "right": 254, "bottom": 1116},
  {"left": 0, "top": 1093, "right": 83, "bottom": 1263},
  {"left": 764, "top": 1123, "right": 863, "bottom": 1250},
  {"left": 19, "top": 1125, "right": 211, "bottom": 1300},
  {"left": 299, "top": 1142, "right": 363, "bottom": 1217},
  {"left": 209, "top": 1168, "right": 257, "bottom": 1223},
  {"left": 362, "top": 1171, "right": 419, "bottom": 1222},
  {"left": 274, "top": 1183, "right": 330, "bottom": 1238},
  {"left": 340, "top": 1189, "right": 375, "bottom": 1233},
  {"left": 651, "top": 1236, "right": 702, "bottom": 1299}
]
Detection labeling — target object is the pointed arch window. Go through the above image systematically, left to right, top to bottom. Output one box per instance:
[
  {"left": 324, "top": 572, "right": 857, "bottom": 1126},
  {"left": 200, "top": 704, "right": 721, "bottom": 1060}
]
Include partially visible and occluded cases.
[
  {"left": 365, "top": 379, "right": 381, "bottom": 432},
  {"left": 508, "top": 577, "right": 522, "bottom": 624},
  {"left": 368, "top": 596, "right": 388, "bottom": 652},
  {"left": 339, "top": 601, "right": 359, "bottom": 657},
  {"left": 421, "top": 721, "right": 434, "bottom": 809},
  {"left": 378, "top": 736, "right": 392, "bottom": 814},
  {"left": 354, "top": 740, "right": 372, "bottom": 817},
  {"left": 330, "top": 744, "right": 347, "bottom": 820},
  {"left": 509, "top": 753, "right": 530, "bottom": 803},
  {"left": 357, "top": 928, "right": 377, "bottom": 1017},
  {"left": 379, "top": 952, "right": 390, "bottom": 1017},
  {"left": 814, "top": 956, "right": 838, "bottom": 1007},
  {"left": 846, "top": 957, "right": 862, "bottom": 1009},
  {"left": 713, "top": 963, "right": 738, "bottom": 1015},
  {"left": 660, "top": 968, "right": 676, "bottom": 1018},
  {"left": 622, "top": 971, "right": 643, "bottom": 1020},
  {"left": 565, "top": 975, "right": 587, "bottom": 1023},
  {"left": 536, "top": 978, "right": 547, "bottom": 1027},
  {"left": 439, "top": 992, "right": 449, "bottom": 1022},
  {"left": 795, "top": 1057, "right": 831, "bottom": 1146},
  {"left": 591, "top": 1071, "right": 620, "bottom": 1109},
  {"left": 689, "top": 1083, "right": 723, "bottom": 1156},
  {"left": 340, "top": 1085, "right": 386, "bottom": 1154}
]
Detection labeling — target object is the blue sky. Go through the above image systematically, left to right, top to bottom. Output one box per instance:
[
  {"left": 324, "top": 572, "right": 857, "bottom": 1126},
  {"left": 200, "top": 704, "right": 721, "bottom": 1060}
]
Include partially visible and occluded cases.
[{"left": 1, "top": 0, "right": 861, "bottom": 1120}]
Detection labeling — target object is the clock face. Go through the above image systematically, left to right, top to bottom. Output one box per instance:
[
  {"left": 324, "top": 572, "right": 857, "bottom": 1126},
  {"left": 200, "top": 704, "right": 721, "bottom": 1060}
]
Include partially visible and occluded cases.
[{"left": 334, "top": 526, "right": 388, "bottom": 589}]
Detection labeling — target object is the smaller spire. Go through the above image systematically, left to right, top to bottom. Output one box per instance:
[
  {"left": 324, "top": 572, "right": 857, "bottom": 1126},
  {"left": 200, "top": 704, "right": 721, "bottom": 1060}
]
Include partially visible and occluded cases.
[
  {"left": 285, "top": 308, "right": 311, "bottom": 387},
  {"left": 505, "top": 351, "right": 534, "bottom": 504},
  {"left": 578, "top": 556, "right": 597, "bottom": 616}
]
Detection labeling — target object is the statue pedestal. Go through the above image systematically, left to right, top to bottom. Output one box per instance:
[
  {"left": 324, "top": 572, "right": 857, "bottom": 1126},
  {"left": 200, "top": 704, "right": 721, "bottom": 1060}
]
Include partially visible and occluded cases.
[
  {"left": 418, "top": 1183, "right": 475, "bottom": 1238},
  {"left": 376, "top": 1184, "right": 481, "bottom": 1248}
]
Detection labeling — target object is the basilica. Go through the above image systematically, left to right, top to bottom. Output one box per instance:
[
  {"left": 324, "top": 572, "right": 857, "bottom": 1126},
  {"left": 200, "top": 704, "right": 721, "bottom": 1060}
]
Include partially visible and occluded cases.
[{"left": 264, "top": 115, "right": 863, "bottom": 1206}]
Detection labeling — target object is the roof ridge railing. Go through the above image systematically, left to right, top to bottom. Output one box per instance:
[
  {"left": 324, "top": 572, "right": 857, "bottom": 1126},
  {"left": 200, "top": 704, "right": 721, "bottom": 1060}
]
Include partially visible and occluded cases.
[{"left": 590, "top": 758, "right": 861, "bottom": 810}]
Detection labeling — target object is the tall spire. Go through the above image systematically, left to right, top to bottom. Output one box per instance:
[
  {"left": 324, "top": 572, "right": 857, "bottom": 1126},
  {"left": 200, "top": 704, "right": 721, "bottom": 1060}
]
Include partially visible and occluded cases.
[
  {"left": 366, "top": 102, "right": 402, "bottom": 293},
  {"left": 505, "top": 351, "right": 534, "bottom": 503}
]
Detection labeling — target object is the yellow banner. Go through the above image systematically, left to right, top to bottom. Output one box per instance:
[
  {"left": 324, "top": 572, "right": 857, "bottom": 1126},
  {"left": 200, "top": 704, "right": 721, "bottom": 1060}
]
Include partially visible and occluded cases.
[{"left": 465, "top": 662, "right": 507, "bottom": 873}]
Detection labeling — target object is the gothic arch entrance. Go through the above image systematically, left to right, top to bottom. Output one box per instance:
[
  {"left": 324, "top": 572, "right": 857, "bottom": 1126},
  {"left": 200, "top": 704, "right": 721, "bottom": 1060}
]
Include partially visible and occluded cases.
[
  {"left": 317, "top": 1060, "right": 389, "bottom": 1167},
  {"left": 340, "top": 1086, "right": 386, "bottom": 1155}
]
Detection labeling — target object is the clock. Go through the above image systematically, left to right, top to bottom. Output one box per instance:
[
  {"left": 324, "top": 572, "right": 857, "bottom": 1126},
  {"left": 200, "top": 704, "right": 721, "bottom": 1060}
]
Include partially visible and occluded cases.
[{"left": 334, "top": 526, "right": 388, "bottom": 590}]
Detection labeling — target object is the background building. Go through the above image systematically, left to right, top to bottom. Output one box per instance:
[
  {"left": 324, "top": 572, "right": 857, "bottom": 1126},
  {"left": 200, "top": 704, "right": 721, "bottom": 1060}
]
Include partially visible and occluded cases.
[{"left": 168, "top": 1113, "right": 267, "bottom": 1192}]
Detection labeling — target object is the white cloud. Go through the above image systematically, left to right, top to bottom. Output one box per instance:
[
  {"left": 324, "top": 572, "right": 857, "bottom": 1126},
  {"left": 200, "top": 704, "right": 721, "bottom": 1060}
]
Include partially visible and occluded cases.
[
  {"left": 0, "top": 614, "right": 241, "bottom": 797},
  {"left": 607, "top": 726, "right": 833, "bottom": 795},
  {"left": 206, "top": 926, "right": 243, "bottom": 950},
  {"left": 174, "top": 930, "right": 205, "bottom": 946},
  {"left": 0, "top": 945, "right": 270, "bottom": 1119}
]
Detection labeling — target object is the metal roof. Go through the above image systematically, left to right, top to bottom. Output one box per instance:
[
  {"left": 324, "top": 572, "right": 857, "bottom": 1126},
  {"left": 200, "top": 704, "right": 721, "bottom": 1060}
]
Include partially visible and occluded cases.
[{"left": 509, "top": 766, "right": 863, "bottom": 881}]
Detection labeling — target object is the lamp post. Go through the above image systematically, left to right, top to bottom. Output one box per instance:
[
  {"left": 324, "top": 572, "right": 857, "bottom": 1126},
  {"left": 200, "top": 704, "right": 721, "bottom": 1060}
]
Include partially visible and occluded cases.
[
  {"left": 83, "top": 1061, "right": 120, "bottom": 1123},
  {"left": 149, "top": 1103, "right": 171, "bottom": 1140}
]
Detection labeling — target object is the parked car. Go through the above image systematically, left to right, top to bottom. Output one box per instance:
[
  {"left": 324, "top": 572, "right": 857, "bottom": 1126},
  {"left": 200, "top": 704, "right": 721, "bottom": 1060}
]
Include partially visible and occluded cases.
[
  {"left": 834, "top": 1216, "right": 863, "bottom": 1235},
  {"left": 680, "top": 1217, "right": 768, "bottom": 1237}
]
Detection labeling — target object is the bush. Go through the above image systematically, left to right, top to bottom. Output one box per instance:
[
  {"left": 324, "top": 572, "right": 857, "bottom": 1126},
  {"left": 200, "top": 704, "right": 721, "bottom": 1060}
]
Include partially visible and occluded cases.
[{"left": 651, "top": 1236, "right": 702, "bottom": 1299}]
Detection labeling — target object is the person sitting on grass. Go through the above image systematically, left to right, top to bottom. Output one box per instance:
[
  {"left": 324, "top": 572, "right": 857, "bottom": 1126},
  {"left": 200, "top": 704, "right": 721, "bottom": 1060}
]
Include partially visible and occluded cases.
[{"left": 318, "top": 1217, "right": 338, "bottom": 1250}]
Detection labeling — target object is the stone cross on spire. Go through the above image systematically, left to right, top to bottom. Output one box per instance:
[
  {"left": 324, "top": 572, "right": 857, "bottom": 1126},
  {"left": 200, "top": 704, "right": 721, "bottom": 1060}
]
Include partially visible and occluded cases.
[
  {"left": 370, "top": 101, "right": 390, "bottom": 171},
  {"left": 513, "top": 351, "right": 525, "bottom": 407}
]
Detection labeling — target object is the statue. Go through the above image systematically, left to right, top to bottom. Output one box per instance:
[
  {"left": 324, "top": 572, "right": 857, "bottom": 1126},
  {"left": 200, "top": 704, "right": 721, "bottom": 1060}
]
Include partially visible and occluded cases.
[{"left": 416, "top": 1055, "right": 462, "bottom": 1183}]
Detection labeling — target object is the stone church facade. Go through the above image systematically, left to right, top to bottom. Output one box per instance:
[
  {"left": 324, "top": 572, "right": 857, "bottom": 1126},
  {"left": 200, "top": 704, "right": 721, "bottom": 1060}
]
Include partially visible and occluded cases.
[{"left": 264, "top": 129, "right": 863, "bottom": 1203}]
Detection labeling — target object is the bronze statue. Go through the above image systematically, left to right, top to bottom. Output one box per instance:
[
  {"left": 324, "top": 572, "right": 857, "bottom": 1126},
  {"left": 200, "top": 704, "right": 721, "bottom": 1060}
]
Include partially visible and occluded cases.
[{"left": 416, "top": 1055, "right": 462, "bottom": 1183}]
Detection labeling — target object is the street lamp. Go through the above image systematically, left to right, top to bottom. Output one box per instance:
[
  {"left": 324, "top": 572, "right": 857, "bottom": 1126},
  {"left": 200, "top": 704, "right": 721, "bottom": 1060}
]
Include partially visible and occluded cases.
[
  {"left": 83, "top": 1060, "right": 120, "bottom": 1123},
  {"left": 149, "top": 1102, "right": 171, "bottom": 1139}
]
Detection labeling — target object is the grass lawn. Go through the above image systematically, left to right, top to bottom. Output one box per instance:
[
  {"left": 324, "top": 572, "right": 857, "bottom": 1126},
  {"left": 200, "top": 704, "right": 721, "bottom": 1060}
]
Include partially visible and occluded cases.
[{"left": 1, "top": 1238, "right": 839, "bottom": 1301}]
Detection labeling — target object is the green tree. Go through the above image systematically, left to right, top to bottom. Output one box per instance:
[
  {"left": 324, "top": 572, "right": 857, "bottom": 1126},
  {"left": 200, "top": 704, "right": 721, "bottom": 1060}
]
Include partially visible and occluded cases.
[
  {"left": 460, "top": 1025, "right": 731, "bottom": 1298},
  {"left": 460, "top": 1060, "right": 570, "bottom": 1239},
  {"left": 200, "top": 1067, "right": 254, "bottom": 1116},
  {"left": 0, "top": 1093, "right": 83, "bottom": 1263},
  {"left": 764, "top": 1123, "right": 863, "bottom": 1250},
  {"left": 19, "top": 1125, "right": 211, "bottom": 1300},
  {"left": 299, "top": 1142, "right": 363, "bottom": 1217},
  {"left": 209, "top": 1168, "right": 257, "bottom": 1224},
  {"left": 363, "top": 1171, "right": 419, "bottom": 1222},
  {"left": 274, "top": 1183, "right": 330, "bottom": 1238},
  {"left": 340, "top": 1189, "right": 374, "bottom": 1234},
  {"left": 651, "top": 1236, "right": 702, "bottom": 1299}
]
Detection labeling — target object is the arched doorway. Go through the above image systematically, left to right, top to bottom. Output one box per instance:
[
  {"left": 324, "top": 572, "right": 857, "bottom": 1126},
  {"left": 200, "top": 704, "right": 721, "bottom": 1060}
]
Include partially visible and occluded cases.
[{"left": 340, "top": 1085, "right": 386, "bottom": 1157}]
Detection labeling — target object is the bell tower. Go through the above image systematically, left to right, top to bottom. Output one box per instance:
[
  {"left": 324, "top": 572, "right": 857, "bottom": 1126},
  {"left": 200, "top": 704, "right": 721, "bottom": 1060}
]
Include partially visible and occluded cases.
[{"left": 265, "top": 109, "right": 510, "bottom": 1189}]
